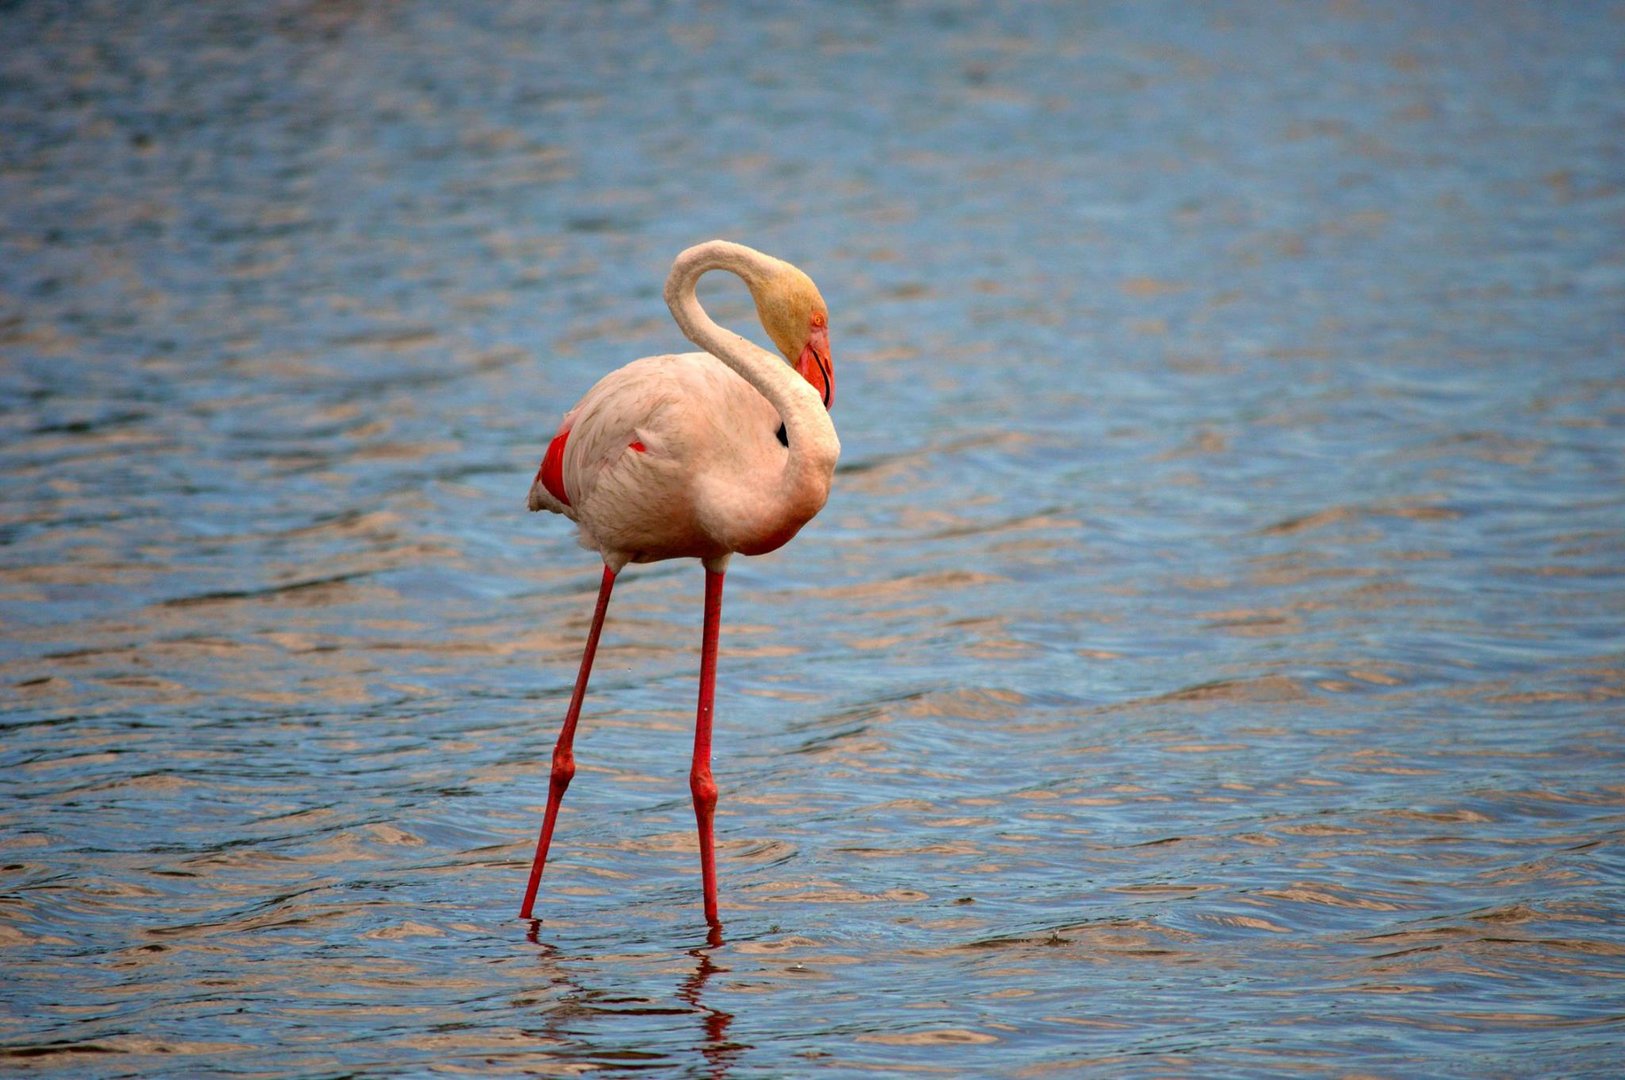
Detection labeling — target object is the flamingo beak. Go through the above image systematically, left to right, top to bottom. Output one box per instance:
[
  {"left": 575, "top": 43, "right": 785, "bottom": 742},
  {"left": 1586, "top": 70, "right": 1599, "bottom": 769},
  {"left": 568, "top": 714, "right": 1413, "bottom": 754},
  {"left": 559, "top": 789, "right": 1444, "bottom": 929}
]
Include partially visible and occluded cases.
[{"left": 795, "top": 323, "right": 834, "bottom": 410}]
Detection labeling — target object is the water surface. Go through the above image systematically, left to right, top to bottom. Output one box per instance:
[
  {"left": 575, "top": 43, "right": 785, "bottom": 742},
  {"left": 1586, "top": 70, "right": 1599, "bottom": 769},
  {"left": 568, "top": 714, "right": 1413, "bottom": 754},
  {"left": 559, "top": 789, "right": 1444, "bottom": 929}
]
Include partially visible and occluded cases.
[{"left": 3, "top": 1, "right": 1623, "bottom": 1076}]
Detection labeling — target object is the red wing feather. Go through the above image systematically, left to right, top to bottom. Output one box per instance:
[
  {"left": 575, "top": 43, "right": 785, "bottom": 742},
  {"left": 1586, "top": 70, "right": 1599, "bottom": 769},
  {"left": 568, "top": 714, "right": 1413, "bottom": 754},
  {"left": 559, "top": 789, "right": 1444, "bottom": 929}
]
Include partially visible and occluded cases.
[{"left": 538, "top": 427, "right": 572, "bottom": 507}]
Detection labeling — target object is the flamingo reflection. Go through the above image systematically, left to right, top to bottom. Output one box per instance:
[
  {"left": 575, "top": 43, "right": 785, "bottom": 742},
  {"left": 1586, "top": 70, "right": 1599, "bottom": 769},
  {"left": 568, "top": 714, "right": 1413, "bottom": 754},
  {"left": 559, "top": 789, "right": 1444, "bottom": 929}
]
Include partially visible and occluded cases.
[{"left": 524, "top": 924, "right": 744, "bottom": 1077}]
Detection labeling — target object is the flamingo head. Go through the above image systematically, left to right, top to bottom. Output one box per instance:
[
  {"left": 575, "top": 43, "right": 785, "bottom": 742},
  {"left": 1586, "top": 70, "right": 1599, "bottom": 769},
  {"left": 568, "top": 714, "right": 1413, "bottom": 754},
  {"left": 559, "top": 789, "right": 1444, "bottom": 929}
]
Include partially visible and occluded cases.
[{"left": 747, "top": 262, "right": 834, "bottom": 411}]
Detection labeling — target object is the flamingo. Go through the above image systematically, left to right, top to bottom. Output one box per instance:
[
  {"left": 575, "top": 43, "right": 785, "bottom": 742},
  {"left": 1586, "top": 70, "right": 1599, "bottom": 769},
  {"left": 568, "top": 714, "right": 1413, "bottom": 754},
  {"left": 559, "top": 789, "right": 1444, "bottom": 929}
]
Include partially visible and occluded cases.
[{"left": 520, "top": 240, "right": 839, "bottom": 926}]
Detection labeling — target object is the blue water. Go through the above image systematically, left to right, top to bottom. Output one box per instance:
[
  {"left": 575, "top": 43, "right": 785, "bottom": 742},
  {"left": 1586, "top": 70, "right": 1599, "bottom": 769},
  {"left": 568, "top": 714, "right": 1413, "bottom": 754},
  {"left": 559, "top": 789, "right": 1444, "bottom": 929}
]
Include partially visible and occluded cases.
[{"left": 3, "top": 1, "right": 1622, "bottom": 1076}]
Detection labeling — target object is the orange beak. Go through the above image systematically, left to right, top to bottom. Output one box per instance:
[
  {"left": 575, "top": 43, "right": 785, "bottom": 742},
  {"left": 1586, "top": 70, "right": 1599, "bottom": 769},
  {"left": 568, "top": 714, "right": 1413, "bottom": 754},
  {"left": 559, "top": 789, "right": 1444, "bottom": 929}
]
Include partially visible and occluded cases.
[{"left": 795, "top": 322, "right": 834, "bottom": 410}]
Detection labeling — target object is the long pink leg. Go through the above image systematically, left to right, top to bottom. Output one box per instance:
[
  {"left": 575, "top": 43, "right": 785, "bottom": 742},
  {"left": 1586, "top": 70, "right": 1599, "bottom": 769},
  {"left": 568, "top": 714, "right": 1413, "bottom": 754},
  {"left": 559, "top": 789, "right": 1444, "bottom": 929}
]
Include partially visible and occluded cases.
[
  {"left": 520, "top": 563, "right": 617, "bottom": 920},
  {"left": 690, "top": 566, "right": 725, "bottom": 926}
]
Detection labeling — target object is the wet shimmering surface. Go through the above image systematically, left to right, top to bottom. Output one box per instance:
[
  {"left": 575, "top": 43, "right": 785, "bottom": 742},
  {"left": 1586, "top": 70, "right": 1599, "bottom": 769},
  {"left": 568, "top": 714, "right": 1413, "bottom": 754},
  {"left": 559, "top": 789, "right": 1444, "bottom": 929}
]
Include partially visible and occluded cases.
[{"left": 3, "top": 1, "right": 1624, "bottom": 1075}]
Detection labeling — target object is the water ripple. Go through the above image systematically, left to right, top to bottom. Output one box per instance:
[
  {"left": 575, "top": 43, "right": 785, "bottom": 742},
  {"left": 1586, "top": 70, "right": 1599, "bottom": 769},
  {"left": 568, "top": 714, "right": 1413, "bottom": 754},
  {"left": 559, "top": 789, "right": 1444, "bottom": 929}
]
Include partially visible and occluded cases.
[{"left": 3, "top": 1, "right": 1623, "bottom": 1076}]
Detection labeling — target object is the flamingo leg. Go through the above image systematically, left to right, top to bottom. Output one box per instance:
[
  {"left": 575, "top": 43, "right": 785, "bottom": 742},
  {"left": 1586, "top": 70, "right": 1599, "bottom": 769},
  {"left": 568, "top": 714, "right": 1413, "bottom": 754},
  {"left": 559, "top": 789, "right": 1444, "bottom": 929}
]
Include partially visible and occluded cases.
[
  {"left": 520, "top": 563, "right": 617, "bottom": 920},
  {"left": 690, "top": 565, "right": 725, "bottom": 926}
]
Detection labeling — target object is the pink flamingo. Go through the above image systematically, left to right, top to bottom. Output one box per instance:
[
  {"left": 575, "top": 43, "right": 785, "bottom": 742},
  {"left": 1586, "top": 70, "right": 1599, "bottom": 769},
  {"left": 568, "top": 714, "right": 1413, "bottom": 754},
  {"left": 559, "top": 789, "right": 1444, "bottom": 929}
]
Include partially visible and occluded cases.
[{"left": 520, "top": 240, "right": 839, "bottom": 926}]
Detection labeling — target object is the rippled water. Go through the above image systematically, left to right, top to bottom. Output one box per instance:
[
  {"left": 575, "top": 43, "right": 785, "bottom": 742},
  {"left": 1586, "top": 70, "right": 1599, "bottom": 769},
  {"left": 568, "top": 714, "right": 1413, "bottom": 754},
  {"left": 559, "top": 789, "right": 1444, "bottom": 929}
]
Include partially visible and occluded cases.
[{"left": 4, "top": 1, "right": 1623, "bottom": 1076}]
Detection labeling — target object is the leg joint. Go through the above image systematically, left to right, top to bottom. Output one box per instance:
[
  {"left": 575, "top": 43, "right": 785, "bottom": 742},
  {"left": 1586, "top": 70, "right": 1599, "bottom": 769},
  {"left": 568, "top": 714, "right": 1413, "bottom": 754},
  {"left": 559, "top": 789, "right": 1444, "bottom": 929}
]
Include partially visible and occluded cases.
[
  {"left": 550, "top": 751, "right": 576, "bottom": 790},
  {"left": 690, "top": 769, "right": 718, "bottom": 810}
]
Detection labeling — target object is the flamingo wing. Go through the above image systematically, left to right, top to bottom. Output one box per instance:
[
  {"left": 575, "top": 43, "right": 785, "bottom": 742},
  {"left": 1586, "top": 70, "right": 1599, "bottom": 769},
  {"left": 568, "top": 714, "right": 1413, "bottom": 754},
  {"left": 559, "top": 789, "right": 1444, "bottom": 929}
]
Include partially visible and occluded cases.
[{"left": 529, "top": 354, "right": 780, "bottom": 564}]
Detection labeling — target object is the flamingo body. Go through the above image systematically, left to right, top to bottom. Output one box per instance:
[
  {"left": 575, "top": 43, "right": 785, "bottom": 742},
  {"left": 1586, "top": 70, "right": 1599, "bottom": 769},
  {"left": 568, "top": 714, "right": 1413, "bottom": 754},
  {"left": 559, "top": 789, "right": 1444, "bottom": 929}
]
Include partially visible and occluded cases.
[
  {"left": 519, "top": 241, "right": 838, "bottom": 928},
  {"left": 529, "top": 351, "right": 816, "bottom": 566}
]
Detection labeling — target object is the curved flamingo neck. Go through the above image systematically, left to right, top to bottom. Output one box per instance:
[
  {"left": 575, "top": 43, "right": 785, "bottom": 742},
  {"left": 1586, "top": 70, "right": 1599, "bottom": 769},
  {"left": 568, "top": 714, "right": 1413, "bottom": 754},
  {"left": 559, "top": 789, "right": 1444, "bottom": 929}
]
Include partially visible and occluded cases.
[{"left": 664, "top": 241, "right": 840, "bottom": 485}]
